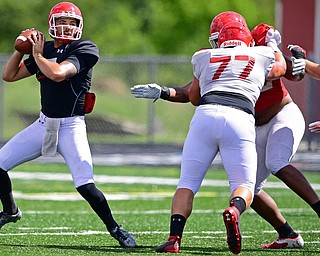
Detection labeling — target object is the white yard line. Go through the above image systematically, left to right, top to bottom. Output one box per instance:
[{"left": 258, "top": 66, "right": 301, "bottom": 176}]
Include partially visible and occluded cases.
[
  {"left": 9, "top": 171, "right": 320, "bottom": 201},
  {"left": 10, "top": 171, "right": 320, "bottom": 189},
  {"left": 6, "top": 208, "right": 314, "bottom": 215}
]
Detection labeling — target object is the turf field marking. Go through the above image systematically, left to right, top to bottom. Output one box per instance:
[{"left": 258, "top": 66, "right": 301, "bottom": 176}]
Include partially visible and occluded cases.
[
  {"left": 10, "top": 171, "right": 320, "bottom": 189},
  {"left": 11, "top": 191, "right": 318, "bottom": 202},
  {"left": 13, "top": 191, "right": 176, "bottom": 201},
  {"left": 11, "top": 208, "right": 313, "bottom": 215},
  {"left": 18, "top": 227, "right": 71, "bottom": 230},
  {"left": 0, "top": 230, "right": 319, "bottom": 237}
]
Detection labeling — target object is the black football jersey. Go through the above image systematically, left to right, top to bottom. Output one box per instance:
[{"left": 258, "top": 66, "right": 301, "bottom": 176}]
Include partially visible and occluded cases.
[{"left": 24, "top": 40, "right": 99, "bottom": 118}]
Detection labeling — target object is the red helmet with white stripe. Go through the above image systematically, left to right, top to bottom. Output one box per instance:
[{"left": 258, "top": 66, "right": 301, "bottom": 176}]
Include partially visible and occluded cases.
[
  {"left": 48, "top": 2, "right": 83, "bottom": 44},
  {"left": 209, "top": 11, "right": 248, "bottom": 48},
  {"left": 218, "top": 21, "right": 253, "bottom": 48}
]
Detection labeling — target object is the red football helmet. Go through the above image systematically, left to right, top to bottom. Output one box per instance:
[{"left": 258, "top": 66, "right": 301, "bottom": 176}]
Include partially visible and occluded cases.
[
  {"left": 48, "top": 2, "right": 83, "bottom": 44},
  {"left": 209, "top": 11, "right": 248, "bottom": 48},
  {"left": 218, "top": 21, "right": 253, "bottom": 48},
  {"left": 251, "top": 23, "right": 273, "bottom": 46}
]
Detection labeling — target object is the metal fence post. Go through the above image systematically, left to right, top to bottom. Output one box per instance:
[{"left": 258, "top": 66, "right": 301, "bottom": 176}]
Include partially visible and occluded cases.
[
  {"left": 147, "top": 58, "right": 157, "bottom": 144},
  {"left": 0, "top": 59, "right": 5, "bottom": 141}
]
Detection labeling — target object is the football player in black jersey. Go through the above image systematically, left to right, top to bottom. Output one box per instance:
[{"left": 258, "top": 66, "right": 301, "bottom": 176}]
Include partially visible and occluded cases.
[{"left": 0, "top": 1, "right": 136, "bottom": 248}]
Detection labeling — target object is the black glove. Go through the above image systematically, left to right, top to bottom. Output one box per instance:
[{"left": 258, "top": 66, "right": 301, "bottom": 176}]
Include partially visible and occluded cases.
[
  {"left": 288, "top": 44, "right": 306, "bottom": 59},
  {"left": 160, "top": 86, "right": 170, "bottom": 100}
]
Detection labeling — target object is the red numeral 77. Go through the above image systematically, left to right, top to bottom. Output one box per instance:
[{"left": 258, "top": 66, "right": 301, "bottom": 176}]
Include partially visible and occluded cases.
[{"left": 210, "top": 55, "right": 255, "bottom": 80}]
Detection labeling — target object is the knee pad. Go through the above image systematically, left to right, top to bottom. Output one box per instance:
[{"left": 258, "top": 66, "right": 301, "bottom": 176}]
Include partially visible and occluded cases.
[{"left": 266, "top": 158, "right": 289, "bottom": 175}]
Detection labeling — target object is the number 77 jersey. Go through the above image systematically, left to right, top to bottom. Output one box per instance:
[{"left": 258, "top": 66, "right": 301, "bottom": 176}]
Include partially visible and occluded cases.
[{"left": 191, "top": 46, "right": 276, "bottom": 106}]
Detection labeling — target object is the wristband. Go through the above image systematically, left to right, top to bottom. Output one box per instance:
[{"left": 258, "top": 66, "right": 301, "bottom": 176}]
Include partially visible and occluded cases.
[{"left": 160, "top": 86, "right": 170, "bottom": 100}]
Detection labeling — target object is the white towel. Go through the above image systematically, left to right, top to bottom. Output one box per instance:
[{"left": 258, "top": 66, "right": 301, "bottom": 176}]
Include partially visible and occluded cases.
[{"left": 41, "top": 118, "right": 61, "bottom": 157}]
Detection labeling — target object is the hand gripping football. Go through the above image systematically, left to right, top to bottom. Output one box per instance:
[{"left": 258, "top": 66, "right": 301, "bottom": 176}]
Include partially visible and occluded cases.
[{"left": 14, "top": 30, "right": 37, "bottom": 54}]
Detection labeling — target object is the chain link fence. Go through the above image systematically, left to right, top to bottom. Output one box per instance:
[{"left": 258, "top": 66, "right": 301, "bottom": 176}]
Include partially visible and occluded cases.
[{"left": 0, "top": 55, "right": 319, "bottom": 151}]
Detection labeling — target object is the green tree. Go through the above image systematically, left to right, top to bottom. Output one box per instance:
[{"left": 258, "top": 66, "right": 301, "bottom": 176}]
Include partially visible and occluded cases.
[{"left": 0, "top": 0, "right": 275, "bottom": 55}]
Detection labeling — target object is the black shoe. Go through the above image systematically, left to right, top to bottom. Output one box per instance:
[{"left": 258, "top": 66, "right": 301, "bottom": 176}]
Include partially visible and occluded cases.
[
  {"left": 0, "top": 208, "right": 22, "bottom": 229},
  {"left": 110, "top": 226, "right": 136, "bottom": 248}
]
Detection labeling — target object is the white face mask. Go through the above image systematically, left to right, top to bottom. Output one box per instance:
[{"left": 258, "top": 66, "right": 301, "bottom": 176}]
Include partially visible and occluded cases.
[
  {"left": 48, "top": 14, "right": 83, "bottom": 42},
  {"left": 208, "top": 32, "right": 219, "bottom": 49}
]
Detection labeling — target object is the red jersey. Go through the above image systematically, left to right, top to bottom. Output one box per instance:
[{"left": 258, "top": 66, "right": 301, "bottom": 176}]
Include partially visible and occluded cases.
[{"left": 255, "top": 79, "right": 288, "bottom": 113}]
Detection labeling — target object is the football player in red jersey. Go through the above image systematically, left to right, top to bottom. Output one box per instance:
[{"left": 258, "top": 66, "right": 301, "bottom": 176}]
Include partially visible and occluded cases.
[
  {"left": 0, "top": 1, "right": 136, "bottom": 248},
  {"left": 131, "top": 12, "right": 316, "bottom": 251},
  {"left": 249, "top": 23, "right": 320, "bottom": 249}
]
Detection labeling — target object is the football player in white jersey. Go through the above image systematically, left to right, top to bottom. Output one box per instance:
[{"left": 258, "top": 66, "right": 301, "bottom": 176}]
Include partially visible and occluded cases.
[{"left": 147, "top": 21, "right": 286, "bottom": 254}]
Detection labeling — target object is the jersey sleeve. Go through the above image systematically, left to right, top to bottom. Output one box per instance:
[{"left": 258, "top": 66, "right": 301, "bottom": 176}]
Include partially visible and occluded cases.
[
  {"left": 66, "top": 40, "right": 100, "bottom": 73},
  {"left": 255, "top": 46, "right": 276, "bottom": 78},
  {"left": 191, "top": 49, "right": 211, "bottom": 79}
]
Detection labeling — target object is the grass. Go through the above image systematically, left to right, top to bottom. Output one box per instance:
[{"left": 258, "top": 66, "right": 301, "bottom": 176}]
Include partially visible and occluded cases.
[
  {"left": 1, "top": 61, "right": 195, "bottom": 144},
  {"left": 0, "top": 163, "right": 319, "bottom": 255}
]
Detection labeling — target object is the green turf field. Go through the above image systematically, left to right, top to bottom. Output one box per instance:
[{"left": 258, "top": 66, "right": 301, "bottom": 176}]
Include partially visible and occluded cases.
[{"left": 0, "top": 163, "right": 319, "bottom": 255}]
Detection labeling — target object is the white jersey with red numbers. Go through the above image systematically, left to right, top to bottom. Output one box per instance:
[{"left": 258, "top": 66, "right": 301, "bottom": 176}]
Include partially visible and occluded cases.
[
  {"left": 177, "top": 45, "right": 277, "bottom": 196},
  {"left": 192, "top": 46, "right": 275, "bottom": 106},
  {"left": 255, "top": 78, "right": 289, "bottom": 113}
]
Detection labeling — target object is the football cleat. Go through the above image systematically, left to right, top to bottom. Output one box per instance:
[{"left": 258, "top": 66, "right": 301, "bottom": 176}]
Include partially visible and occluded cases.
[
  {"left": 223, "top": 204, "right": 241, "bottom": 254},
  {"left": 0, "top": 208, "right": 22, "bottom": 229},
  {"left": 110, "top": 226, "right": 136, "bottom": 248},
  {"left": 260, "top": 234, "right": 304, "bottom": 249},
  {"left": 155, "top": 235, "right": 181, "bottom": 253}
]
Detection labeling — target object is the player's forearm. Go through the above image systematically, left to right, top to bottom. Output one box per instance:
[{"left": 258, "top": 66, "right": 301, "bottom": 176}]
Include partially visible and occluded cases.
[
  {"left": 2, "top": 51, "right": 26, "bottom": 82},
  {"left": 267, "top": 52, "right": 286, "bottom": 80},
  {"left": 34, "top": 54, "right": 76, "bottom": 82},
  {"left": 34, "top": 54, "right": 64, "bottom": 82},
  {"left": 305, "top": 59, "right": 320, "bottom": 80},
  {"left": 165, "top": 82, "right": 191, "bottom": 103},
  {"left": 166, "top": 88, "right": 189, "bottom": 102}
]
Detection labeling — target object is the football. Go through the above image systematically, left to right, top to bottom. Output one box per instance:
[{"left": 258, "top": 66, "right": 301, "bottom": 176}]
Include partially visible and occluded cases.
[{"left": 14, "top": 30, "right": 37, "bottom": 54}]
